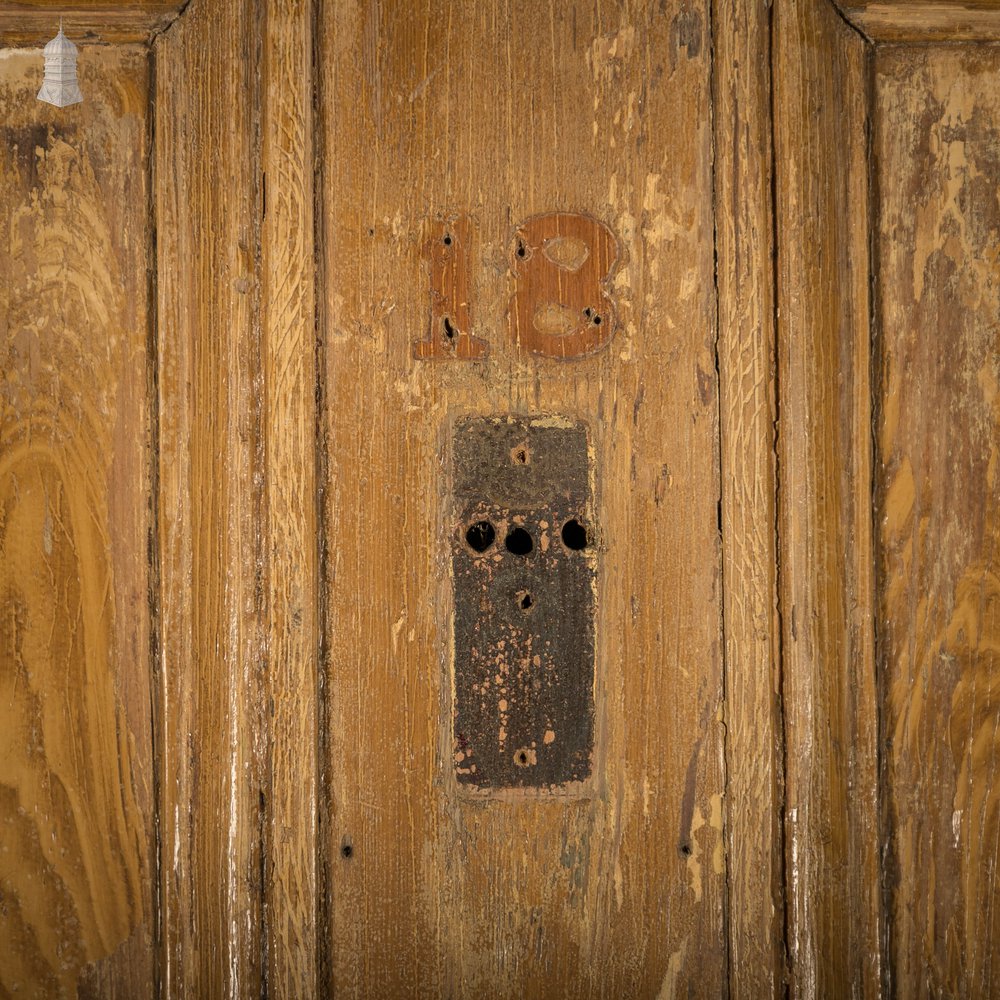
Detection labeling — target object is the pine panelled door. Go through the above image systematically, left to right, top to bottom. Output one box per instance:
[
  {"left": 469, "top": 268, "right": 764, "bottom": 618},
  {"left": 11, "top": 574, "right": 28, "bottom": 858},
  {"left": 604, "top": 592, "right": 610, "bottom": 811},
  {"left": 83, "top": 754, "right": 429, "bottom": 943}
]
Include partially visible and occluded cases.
[{"left": 0, "top": 0, "right": 998, "bottom": 997}]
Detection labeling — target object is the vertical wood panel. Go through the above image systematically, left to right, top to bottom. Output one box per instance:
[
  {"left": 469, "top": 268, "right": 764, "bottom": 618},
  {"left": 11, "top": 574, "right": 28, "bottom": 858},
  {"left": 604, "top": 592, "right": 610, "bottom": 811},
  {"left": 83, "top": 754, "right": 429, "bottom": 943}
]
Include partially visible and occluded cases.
[
  {"left": 261, "top": 0, "right": 318, "bottom": 995},
  {"left": 317, "top": 0, "right": 726, "bottom": 995},
  {"left": 154, "top": 1, "right": 266, "bottom": 994},
  {"left": 712, "top": 1, "right": 785, "bottom": 994},
  {"left": 773, "top": 1, "right": 883, "bottom": 995},
  {"left": 875, "top": 44, "right": 1000, "bottom": 998},
  {"left": 0, "top": 47, "right": 155, "bottom": 998}
]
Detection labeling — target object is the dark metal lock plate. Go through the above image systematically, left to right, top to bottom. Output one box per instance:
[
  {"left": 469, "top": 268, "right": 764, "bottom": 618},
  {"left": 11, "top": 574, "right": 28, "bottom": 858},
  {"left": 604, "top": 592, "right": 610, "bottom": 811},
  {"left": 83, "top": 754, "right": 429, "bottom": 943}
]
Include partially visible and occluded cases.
[{"left": 451, "top": 415, "right": 595, "bottom": 790}]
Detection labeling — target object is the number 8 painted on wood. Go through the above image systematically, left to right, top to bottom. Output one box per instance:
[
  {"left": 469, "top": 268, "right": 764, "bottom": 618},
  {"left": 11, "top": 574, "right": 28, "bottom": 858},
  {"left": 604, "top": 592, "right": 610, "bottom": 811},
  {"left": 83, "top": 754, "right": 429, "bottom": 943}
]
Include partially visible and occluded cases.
[{"left": 509, "top": 212, "right": 620, "bottom": 360}]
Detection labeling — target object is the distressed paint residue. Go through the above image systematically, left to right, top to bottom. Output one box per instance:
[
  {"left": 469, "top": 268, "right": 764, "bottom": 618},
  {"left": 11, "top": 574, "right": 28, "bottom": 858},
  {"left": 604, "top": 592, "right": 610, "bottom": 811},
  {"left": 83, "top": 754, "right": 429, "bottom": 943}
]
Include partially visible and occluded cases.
[
  {"left": 685, "top": 806, "right": 705, "bottom": 902},
  {"left": 655, "top": 936, "right": 689, "bottom": 1000}
]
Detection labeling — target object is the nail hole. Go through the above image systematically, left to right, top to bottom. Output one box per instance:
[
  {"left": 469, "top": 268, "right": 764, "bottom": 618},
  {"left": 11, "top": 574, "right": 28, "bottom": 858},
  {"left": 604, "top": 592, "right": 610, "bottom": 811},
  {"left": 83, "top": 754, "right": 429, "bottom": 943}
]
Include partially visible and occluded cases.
[
  {"left": 443, "top": 233, "right": 453, "bottom": 246},
  {"left": 516, "top": 242, "right": 527, "bottom": 259},
  {"left": 593, "top": 314, "right": 602, "bottom": 325},
  {"left": 443, "top": 316, "right": 456, "bottom": 340},
  {"left": 511, "top": 443, "right": 530, "bottom": 465},
  {"left": 561, "top": 518, "right": 588, "bottom": 551},
  {"left": 465, "top": 520, "right": 496, "bottom": 553},
  {"left": 504, "top": 526, "right": 533, "bottom": 556},
  {"left": 517, "top": 590, "right": 534, "bottom": 611},
  {"left": 513, "top": 747, "right": 537, "bottom": 767},
  {"left": 341, "top": 842, "right": 354, "bottom": 859},
  {"left": 680, "top": 843, "right": 692, "bottom": 857}
]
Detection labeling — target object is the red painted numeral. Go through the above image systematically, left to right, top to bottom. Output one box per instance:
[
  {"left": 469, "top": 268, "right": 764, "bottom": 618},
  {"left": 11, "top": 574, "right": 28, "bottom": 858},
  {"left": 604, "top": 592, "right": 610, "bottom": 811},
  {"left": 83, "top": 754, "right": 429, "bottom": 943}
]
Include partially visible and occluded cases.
[{"left": 509, "top": 213, "right": 620, "bottom": 360}]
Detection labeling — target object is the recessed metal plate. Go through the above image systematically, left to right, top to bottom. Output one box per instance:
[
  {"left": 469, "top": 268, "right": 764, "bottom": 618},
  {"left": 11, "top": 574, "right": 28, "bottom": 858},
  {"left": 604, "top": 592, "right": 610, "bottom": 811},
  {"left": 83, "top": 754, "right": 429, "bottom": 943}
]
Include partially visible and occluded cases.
[{"left": 451, "top": 415, "right": 595, "bottom": 790}]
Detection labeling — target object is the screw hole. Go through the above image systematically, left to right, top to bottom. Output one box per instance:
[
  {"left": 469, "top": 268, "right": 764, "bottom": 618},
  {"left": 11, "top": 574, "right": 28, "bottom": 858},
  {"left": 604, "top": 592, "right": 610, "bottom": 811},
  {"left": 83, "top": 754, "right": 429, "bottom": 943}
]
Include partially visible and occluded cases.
[
  {"left": 561, "top": 518, "right": 588, "bottom": 551},
  {"left": 465, "top": 520, "right": 496, "bottom": 553},
  {"left": 504, "top": 526, "right": 534, "bottom": 556}
]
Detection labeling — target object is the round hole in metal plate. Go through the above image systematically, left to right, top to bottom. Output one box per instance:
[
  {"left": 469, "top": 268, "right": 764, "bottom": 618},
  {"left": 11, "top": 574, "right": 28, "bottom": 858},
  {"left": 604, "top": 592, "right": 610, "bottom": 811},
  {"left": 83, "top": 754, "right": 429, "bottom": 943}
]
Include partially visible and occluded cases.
[
  {"left": 561, "top": 518, "right": 588, "bottom": 551},
  {"left": 465, "top": 520, "right": 496, "bottom": 552},
  {"left": 504, "top": 526, "right": 534, "bottom": 555}
]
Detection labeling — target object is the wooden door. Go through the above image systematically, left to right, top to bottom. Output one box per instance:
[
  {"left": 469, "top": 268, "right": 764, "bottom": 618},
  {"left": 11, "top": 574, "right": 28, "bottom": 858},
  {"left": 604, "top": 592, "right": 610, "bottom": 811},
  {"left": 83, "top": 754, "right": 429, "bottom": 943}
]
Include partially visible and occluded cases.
[{"left": 2, "top": 0, "right": 1000, "bottom": 998}]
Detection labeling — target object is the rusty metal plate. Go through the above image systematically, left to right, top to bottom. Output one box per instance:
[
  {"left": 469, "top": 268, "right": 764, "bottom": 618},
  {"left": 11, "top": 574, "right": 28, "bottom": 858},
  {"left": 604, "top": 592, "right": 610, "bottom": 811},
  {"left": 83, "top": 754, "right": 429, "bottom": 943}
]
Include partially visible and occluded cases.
[{"left": 451, "top": 415, "right": 596, "bottom": 790}]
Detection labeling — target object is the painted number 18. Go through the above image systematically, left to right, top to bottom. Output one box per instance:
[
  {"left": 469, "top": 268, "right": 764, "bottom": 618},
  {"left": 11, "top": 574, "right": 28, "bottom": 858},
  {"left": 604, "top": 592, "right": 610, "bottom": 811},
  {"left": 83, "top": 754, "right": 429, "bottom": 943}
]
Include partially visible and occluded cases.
[{"left": 413, "top": 212, "right": 621, "bottom": 362}]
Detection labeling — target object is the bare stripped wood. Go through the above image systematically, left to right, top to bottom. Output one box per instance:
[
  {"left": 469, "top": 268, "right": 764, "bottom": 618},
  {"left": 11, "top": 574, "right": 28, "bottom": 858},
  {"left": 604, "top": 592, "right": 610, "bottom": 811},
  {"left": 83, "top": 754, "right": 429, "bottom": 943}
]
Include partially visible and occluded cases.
[
  {"left": 154, "top": 0, "right": 266, "bottom": 995},
  {"left": 261, "top": 0, "right": 319, "bottom": 995},
  {"left": 317, "top": 0, "right": 726, "bottom": 996},
  {"left": 711, "top": 0, "right": 784, "bottom": 995},
  {"left": 834, "top": 0, "right": 1000, "bottom": 41},
  {"left": 773, "top": 1, "right": 882, "bottom": 996},
  {"left": 0, "top": 3, "right": 185, "bottom": 45},
  {"left": 874, "top": 44, "right": 1000, "bottom": 998},
  {"left": 0, "top": 47, "right": 155, "bottom": 998}
]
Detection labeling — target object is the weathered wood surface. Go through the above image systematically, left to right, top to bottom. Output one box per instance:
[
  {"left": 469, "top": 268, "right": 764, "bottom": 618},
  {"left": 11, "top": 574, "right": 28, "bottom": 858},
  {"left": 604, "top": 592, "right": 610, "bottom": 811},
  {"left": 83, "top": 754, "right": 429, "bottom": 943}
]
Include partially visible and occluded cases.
[
  {"left": 154, "top": 0, "right": 266, "bottom": 995},
  {"left": 260, "top": 0, "right": 319, "bottom": 994},
  {"left": 317, "top": 0, "right": 726, "bottom": 995},
  {"left": 712, "top": 0, "right": 784, "bottom": 994},
  {"left": 834, "top": 0, "right": 1000, "bottom": 41},
  {"left": 773, "top": 2, "right": 883, "bottom": 996},
  {"left": 0, "top": 3, "right": 185, "bottom": 45},
  {"left": 874, "top": 44, "right": 1000, "bottom": 999},
  {"left": 0, "top": 47, "right": 156, "bottom": 999}
]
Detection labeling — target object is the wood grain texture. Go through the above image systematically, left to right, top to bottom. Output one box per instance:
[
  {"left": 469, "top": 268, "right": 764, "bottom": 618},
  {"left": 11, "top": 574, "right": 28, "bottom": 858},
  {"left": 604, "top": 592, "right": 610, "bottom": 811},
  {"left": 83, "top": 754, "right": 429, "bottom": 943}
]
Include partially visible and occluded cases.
[
  {"left": 154, "top": 0, "right": 266, "bottom": 995},
  {"left": 260, "top": 0, "right": 318, "bottom": 994},
  {"left": 317, "top": 0, "right": 726, "bottom": 996},
  {"left": 712, "top": 0, "right": 784, "bottom": 995},
  {"left": 833, "top": 0, "right": 1000, "bottom": 41},
  {"left": 773, "top": 1, "right": 882, "bottom": 996},
  {"left": 0, "top": 4, "right": 185, "bottom": 45},
  {"left": 874, "top": 44, "right": 1000, "bottom": 998},
  {"left": 0, "top": 47, "right": 155, "bottom": 998},
  {"left": 414, "top": 216, "right": 488, "bottom": 360}
]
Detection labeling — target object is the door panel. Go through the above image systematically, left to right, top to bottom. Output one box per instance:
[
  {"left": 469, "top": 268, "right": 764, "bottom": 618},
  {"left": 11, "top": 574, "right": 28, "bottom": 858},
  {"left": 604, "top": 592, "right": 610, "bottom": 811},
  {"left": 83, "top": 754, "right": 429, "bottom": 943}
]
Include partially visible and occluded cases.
[
  {"left": 316, "top": 1, "right": 726, "bottom": 995},
  {"left": 5, "top": 3, "right": 1000, "bottom": 997},
  {"left": 875, "top": 44, "right": 1000, "bottom": 997},
  {"left": 0, "top": 48, "right": 155, "bottom": 999}
]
